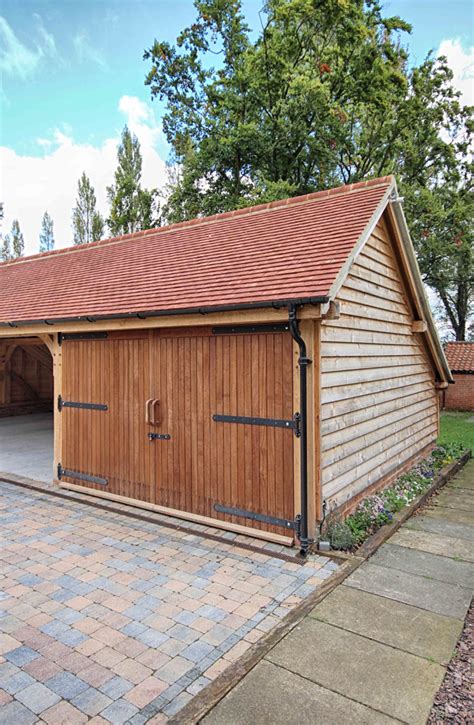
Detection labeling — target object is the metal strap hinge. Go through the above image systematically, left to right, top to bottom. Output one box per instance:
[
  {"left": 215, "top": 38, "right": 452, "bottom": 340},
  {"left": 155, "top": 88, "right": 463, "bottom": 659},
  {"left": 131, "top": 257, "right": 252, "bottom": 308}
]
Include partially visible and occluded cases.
[
  {"left": 58, "top": 332, "right": 108, "bottom": 345},
  {"left": 58, "top": 396, "right": 108, "bottom": 412},
  {"left": 57, "top": 464, "right": 108, "bottom": 486},
  {"left": 214, "top": 503, "right": 302, "bottom": 536}
]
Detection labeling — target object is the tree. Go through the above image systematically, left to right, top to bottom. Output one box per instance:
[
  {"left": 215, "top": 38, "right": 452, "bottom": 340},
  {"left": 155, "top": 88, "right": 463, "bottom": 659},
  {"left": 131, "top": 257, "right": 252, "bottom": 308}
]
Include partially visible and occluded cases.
[
  {"left": 144, "top": 0, "right": 473, "bottom": 338},
  {"left": 107, "top": 126, "right": 157, "bottom": 236},
  {"left": 72, "top": 173, "right": 105, "bottom": 245},
  {"left": 39, "top": 211, "right": 55, "bottom": 252},
  {"left": 10, "top": 219, "right": 24, "bottom": 258},
  {"left": 1, "top": 235, "right": 12, "bottom": 262}
]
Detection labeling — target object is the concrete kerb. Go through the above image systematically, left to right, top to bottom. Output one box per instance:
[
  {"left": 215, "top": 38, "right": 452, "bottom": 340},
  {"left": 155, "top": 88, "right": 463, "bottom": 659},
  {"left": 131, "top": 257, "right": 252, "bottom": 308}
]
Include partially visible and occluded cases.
[{"left": 171, "top": 450, "right": 471, "bottom": 724}]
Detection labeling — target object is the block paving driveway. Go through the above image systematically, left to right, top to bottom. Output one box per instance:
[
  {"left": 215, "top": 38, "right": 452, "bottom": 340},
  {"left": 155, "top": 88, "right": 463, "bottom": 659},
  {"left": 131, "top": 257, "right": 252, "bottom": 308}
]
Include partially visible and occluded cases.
[{"left": 0, "top": 480, "right": 335, "bottom": 723}]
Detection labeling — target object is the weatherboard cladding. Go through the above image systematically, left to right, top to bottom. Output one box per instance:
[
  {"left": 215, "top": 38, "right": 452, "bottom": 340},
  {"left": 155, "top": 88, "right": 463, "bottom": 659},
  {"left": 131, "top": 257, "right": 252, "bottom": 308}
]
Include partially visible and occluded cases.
[{"left": 0, "top": 177, "right": 392, "bottom": 325}]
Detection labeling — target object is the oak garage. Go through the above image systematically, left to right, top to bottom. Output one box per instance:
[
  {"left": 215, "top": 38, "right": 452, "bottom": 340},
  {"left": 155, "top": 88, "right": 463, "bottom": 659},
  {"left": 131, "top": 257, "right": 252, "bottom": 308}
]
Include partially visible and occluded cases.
[{"left": 0, "top": 176, "right": 452, "bottom": 551}]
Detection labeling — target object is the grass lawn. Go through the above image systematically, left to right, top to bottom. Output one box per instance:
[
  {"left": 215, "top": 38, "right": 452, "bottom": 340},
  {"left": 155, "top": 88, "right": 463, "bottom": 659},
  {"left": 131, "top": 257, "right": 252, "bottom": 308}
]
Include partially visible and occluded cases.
[{"left": 439, "top": 411, "right": 474, "bottom": 453}]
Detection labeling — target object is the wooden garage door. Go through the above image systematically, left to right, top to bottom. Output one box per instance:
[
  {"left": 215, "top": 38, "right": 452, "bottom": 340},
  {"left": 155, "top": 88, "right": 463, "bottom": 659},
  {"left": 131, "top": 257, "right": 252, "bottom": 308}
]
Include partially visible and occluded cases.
[{"left": 59, "top": 327, "right": 295, "bottom": 536}]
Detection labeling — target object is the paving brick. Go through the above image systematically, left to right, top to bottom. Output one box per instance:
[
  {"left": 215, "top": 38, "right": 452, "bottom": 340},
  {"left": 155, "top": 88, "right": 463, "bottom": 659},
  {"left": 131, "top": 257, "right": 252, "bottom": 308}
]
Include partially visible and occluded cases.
[
  {"left": 0, "top": 633, "right": 21, "bottom": 655},
  {"left": 113, "top": 636, "right": 148, "bottom": 658},
  {"left": 5, "top": 646, "right": 40, "bottom": 667},
  {"left": 91, "top": 646, "right": 126, "bottom": 668},
  {"left": 60, "top": 651, "right": 92, "bottom": 674},
  {"left": 156, "top": 656, "right": 194, "bottom": 685},
  {"left": 112, "top": 657, "right": 153, "bottom": 684},
  {"left": 78, "top": 662, "right": 115, "bottom": 688},
  {"left": 45, "top": 670, "right": 89, "bottom": 699},
  {"left": 3, "top": 671, "right": 36, "bottom": 695},
  {"left": 99, "top": 675, "right": 134, "bottom": 700},
  {"left": 125, "top": 676, "right": 168, "bottom": 708},
  {"left": 15, "top": 681, "right": 61, "bottom": 715},
  {"left": 72, "top": 687, "right": 113, "bottom": 717},
  {"left": 0, "top": 689, "right": 13, "bottom": 705},
  {"left": 100, "top": 698, "right": 139, "bottom": 724},
  {"left": 41, "top": 699, "right": 89, "bottom": 724},
  {"left": 0, "top": 700, "right": 37, "bottom": 725}
]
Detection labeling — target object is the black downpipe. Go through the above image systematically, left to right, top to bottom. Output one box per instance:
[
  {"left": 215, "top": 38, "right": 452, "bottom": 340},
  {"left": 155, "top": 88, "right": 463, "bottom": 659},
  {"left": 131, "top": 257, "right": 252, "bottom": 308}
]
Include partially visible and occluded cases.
[{"left": 288, "top": 305, "right": 313, "bottom": 556}]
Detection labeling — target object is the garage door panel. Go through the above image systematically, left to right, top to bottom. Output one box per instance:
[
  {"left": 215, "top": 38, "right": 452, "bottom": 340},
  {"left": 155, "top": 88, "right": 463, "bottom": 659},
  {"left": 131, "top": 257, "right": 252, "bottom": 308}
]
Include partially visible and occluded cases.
[
  {"left": 151, "top": 329, "right": 295, "bottom": 535},
  {"left": 60, "top": 336, "right": 155, "bottom": 502}
]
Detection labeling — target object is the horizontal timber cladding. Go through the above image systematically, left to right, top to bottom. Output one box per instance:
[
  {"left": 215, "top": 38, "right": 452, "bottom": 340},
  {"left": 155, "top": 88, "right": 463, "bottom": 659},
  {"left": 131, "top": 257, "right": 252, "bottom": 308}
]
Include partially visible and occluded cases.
[
  {"left": 320, "top": 214, "right": 438, "bottom": 510},
  {"left": 59, "top": 326, "right": 295, "bottom": 537}
]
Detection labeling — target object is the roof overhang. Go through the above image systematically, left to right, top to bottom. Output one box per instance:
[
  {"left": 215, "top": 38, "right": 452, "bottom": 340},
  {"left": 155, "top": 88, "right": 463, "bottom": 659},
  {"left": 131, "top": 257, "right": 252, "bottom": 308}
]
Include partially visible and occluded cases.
[{"left": 328, "top": 178, "right": 453, "bottom": 384}]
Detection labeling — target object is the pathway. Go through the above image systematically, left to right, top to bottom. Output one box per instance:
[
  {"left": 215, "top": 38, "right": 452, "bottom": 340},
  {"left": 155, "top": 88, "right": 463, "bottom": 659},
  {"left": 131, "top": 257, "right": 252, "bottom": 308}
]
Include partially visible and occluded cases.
[{"left": 204, "top": 459, "right": 474, "bottom": 725}]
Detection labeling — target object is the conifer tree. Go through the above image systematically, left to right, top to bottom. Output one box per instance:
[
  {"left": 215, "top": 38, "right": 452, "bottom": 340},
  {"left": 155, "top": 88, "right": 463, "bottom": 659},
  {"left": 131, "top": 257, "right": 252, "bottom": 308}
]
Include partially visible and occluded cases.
[
  {"left": 107, "top": 126, "right": 157, "bottom": 235},
  {"left": 72, "top": 172, "right": 105, "bottom": 245},
  {"left": 39, "top": 211, "right": 55, "bottom": 252},
  {"left": 10, "top": 220, "right": 24, "bottom": 258},
  {"left": 0, "top": 234, "right": 12, "bottom": 261}
]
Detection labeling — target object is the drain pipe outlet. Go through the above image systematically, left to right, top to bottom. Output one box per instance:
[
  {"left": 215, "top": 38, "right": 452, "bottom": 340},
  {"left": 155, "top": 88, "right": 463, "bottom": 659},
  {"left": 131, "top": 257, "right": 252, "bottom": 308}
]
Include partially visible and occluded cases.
[{"left": 288, "top": 304, "right": 313, "bottom": 556}]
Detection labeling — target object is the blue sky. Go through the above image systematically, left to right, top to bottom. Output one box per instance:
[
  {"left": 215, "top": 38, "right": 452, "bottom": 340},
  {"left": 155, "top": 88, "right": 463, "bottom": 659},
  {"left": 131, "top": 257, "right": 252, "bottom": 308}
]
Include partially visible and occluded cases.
[{"left": 1, "top": 0, "right": 473, "bottom": 253}]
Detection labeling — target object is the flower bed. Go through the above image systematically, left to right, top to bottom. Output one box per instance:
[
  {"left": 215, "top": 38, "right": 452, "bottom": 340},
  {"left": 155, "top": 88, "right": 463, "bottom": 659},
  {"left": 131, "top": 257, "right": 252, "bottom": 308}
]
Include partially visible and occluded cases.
[{"left": 325, "top": 442, "right": 467, "bottom": 551}]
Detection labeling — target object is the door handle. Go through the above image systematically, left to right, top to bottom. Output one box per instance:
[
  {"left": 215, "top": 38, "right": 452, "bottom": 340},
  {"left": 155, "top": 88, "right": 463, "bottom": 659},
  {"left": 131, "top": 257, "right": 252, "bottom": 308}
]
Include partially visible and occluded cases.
[
  {"left": 145, "top": 398, "right": 154, "bottom": 424},
  {"left": 151, "top": 399, "right": 161, "bottom": 426}
]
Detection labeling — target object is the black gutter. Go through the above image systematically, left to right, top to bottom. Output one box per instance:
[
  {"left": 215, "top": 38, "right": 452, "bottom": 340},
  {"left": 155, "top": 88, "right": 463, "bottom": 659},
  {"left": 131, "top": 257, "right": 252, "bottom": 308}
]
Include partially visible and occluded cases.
[
  {"left": 0, "top": 296, "right": 328, "bottom": 329},
  {"left": 288, "top": 304, "right": 313, "bottom": 557}
]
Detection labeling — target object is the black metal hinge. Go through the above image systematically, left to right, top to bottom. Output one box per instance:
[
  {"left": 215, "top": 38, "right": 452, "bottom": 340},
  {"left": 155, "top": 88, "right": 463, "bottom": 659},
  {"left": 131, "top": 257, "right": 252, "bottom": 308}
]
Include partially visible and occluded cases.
[
  {"left": 212, "top": 323, "right": 290, "bottom": 335},
  {"left": 58, "top": 332, "right": 108, "bottom": 345},
  {"left": 57, "top": 395, "right": 108, "bottom": 412},
  {"left": 213, "top": 412, "right": 301, "bottom": 436},
  {"left": 148, "top": 433, "right": 171, "bottom": 441},
  {"left": 57, "top": 464, "right": 108, "bottom": 486},
  {"left": 214, "top": 503, "right": 301, "bottom": 537}
]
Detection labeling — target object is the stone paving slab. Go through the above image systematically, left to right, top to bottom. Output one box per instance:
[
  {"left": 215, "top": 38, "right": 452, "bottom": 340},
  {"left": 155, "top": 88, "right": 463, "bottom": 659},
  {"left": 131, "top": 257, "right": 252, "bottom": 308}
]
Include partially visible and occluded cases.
[
  {"left": 449, "top": 478, "right": 474, "bottom": 490},
  {"left": 0, "top": 481, "right": 335, "bottom": 723},
  {"left": 432, "top": 490, "right": 473, "bottom": 511},
  {"left": 421, "top": 506, "right": 474, "bottom": 526},
  {"left": 405, "top": 512, "right": 474, "bottom": 541},
  {"left": 390, "top": 528, "right": 474, "bottom": 562},
  {"left": 370, "top": 542, "right": 474, "bottom": 588},
  {"left": 345, "top": 562, "right": 472, "bottom": 619},
  {"left": 309, "top": 584, "right": 463, "bottom": 664},
  {"left": 266, "top": 618, "right": 444, "bottom": 724},
  {"left": 203, "top": 659, "right": 397, "bottom": 725}
]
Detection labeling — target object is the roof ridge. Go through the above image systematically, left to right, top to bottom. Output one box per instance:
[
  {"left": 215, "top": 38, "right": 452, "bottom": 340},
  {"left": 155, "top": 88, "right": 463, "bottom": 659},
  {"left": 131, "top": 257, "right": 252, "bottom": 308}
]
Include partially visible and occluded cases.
[{"left": 0, "top": 176, "right": 394, "bottom": 268}]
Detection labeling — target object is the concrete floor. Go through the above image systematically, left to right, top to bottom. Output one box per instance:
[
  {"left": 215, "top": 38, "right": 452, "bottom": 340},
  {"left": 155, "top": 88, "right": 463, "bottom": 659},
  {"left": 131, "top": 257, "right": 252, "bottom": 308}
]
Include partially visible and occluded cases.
[{"left": 0, "top": 413, "right": 53, "bottom": 483}]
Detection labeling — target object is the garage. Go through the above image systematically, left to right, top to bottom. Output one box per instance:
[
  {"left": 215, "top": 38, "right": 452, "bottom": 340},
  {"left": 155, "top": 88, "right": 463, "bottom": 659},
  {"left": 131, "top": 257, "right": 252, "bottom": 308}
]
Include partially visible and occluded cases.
[{"left": 0, "top": 176, "right": 452, "bottom": 551}]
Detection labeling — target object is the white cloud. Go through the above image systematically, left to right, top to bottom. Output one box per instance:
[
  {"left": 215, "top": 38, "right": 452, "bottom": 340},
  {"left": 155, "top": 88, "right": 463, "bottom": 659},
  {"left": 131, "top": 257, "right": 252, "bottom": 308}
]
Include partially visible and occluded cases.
[
  {"left": 33, "top": 13, "right": 58, "bottom": 60},
  {"left": 0, "top": 15, "right": 57, "bottom": 78},
  {"left": 73, "top": 31, "right": 108, "bottom": 70},
  {"left": 437, "top": 38, "right": 474, "bottom": 105},
  {"left": 0, "top": 97, "right": 167, "bottom": 255}
]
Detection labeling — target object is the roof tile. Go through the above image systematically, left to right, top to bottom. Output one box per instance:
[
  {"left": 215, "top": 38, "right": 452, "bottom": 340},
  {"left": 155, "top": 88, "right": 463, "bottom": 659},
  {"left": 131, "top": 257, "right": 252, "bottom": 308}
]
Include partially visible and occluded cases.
[
  {"left": 0, "top": 177, "right": 393, "bottom": 325},
  {"left": 444, "top": 342, "right": 474, "bottom": 373}
]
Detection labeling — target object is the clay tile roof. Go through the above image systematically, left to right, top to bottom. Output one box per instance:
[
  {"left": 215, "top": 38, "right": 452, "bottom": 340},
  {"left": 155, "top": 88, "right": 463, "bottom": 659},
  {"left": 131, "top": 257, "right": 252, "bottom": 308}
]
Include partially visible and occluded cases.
[
  {"left": 0, "top": 176, "right": 393, "bottom": 325},
  {"left": 444, "top": 342, "right": 474, "bottom": 373}
]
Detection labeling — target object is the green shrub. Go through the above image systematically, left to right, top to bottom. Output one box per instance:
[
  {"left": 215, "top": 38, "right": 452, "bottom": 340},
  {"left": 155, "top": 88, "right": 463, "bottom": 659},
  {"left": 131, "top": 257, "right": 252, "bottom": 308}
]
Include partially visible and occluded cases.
[{"left": 327, "top": 521, "right": 356, "bottom": 550}]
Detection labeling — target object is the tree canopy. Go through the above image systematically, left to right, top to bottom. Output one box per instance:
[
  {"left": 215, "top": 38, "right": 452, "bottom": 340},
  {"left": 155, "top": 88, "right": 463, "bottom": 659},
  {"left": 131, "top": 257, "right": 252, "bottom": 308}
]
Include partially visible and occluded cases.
[
  {"left": 144, "top": 0, "right": 473, "bottom": 339},
  {"left": 72, "top": 172, "right": 105, "bottom": 245}
]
